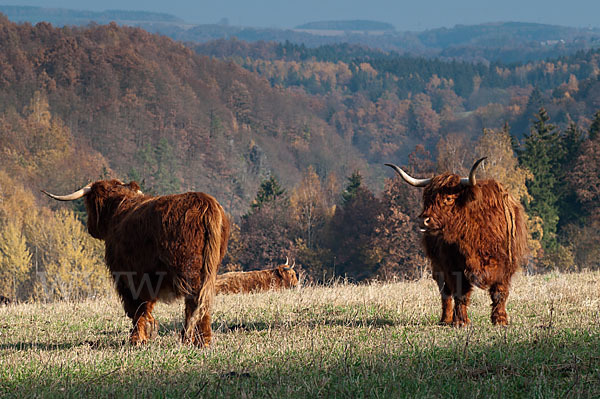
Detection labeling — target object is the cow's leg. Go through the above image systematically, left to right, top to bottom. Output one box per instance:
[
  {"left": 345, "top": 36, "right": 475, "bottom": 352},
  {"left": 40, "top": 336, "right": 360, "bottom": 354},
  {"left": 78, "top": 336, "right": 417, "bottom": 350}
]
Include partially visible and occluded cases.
[
  {"left": 433, "top": 271, "right": 453, "bottom": 325},
  {"left": 452, "top": 272, "right": 473, "bottom": 327},
  {"left": 489, "top": 283, "right": 510, "bottom": 325},
  {"left": 122, "top": 295, "right": 158, "bottom": 345},
  {"left": 181, "top": 297, "right": 212, "bottom": 347}
]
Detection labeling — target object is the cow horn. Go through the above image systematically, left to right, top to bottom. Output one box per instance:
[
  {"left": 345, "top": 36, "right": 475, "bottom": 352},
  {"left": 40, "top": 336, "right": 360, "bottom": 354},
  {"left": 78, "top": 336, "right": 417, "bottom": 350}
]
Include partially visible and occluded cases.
[
  {"left": 460, "top": 157, "right": 487, "bottom": 186},
  {"left": 385, "top": 163, "right": 432, "bottom": 187},
  {"left": 41, "top": 184, "right": 92, "bottom": 201},
  {"left": 285, "top": 256, "right": 289, "bottom": 266},
  {"left": 291, "top": 259, "right": 295, "bottom": 268}
]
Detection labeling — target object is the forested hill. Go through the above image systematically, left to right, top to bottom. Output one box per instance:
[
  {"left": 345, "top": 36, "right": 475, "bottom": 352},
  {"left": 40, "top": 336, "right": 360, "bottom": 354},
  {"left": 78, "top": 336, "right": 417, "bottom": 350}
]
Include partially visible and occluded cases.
[
  {"left": 3, "top": 14, "right": 600, "bottom": 213},
  {"left": 0, "top": 15, "right": 365, "bottom": 216},
  {"left": 1, "top": 15, "right": 600, "bottom": 288},
  {"left": 193, "top": 38, "right": 600, "bottom": 159}
]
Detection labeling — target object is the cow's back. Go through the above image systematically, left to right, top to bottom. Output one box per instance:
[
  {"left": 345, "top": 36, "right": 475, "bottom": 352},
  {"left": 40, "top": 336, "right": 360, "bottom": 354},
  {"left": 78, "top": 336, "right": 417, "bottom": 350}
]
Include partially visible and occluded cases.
[{"left": 104, "top": 192, "right": 229, "bottom": 297}]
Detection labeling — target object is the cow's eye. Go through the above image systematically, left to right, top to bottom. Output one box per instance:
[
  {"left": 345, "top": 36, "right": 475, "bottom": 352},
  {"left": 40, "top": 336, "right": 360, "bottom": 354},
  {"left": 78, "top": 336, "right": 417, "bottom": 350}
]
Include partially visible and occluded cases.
[{"left": 443, "top": 195, "right": 455, "bottom": 205}]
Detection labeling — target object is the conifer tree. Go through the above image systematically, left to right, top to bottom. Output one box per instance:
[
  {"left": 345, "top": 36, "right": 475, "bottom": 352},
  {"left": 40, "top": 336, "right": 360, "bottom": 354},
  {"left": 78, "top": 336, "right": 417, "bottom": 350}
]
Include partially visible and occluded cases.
[
  {"left": 519, "top": 108, "right": 562, "bottom": 249},
  {"left": 589, "top": 110, "right": 600, "bottom": 141},
  {"left": 556, "top": 122, "right": 585, "bottom": 228},
  {"left": 327, "top": 171, "right": 382, "bottom": 280},
  {"left": 341, "top": 171, "right": 362, "bottom": 205},
  {"left": 239, "top": 175, "right": 293, "bottom": 270},
  {"left": 251, "top": 175, "right": 286, "bottom": 211}
]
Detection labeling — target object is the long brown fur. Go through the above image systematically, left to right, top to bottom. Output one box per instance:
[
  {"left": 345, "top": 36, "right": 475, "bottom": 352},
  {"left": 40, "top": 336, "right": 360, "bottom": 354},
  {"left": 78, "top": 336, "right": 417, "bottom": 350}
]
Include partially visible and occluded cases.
[
  {"left": 417, "top": 173, "right": 528, "bottom": 326},
  {"left": 82, "top": 179, "right": 230, "bottom": 346},
  {"left": 215, "top": 265, "right": 298, "bottom": 295}
]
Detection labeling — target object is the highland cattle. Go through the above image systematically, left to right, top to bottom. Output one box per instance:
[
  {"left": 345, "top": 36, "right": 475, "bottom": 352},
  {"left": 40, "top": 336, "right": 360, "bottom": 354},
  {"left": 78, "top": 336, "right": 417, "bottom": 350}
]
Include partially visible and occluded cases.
[
  {"left": 385, "top": 158, "right": 528, "bottom": 326},
  {"left": 43, "top": 179, "right": 230, "bottom": 346},
  {"left": 216, "top": 258, "right": 298, "bottom": 294}
]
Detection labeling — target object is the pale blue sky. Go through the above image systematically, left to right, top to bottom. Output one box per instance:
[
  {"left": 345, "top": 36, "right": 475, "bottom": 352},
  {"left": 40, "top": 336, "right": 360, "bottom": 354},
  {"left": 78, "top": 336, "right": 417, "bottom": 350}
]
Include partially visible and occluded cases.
[{"left": 4, "top": 0, "right": 599, "bottom": 31}]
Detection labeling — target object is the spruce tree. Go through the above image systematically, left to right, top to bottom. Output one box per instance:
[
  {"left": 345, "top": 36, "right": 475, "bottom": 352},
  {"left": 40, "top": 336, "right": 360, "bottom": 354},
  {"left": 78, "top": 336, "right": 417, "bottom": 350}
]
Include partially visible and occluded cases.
[
  {"left": 519, "top": 108, "right": 562, "bottom": 249},
  {"left": 589, "top": 110, "right": 600, "bottom": 141},
  {"left": 556, "top": 122, "right": 585, "bottom": 228},
  {"left": 328, "top": 171, "right": 382, "bottom": 280},
  {"left": 341, "top": 171, "right": 363, "bottom": 205},
  {"left": 240, "top": 175, "right": 292, "bottom": 270},
  {"left": 251, "top": 175, "right": 286, "bottom": 211}
]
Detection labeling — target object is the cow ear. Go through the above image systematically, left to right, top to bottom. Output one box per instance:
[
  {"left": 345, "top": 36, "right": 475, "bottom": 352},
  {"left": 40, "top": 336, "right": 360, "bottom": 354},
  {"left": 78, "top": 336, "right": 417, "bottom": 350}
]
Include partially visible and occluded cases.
[
  {"left": 129, "top": 181, "right": 141, "bottom": 191},
  {"left": 463, "top": 185, "right": 482, "bottom": 203},
  {"left": 85, "top": 193, "right": 103, "bottom": 239}
]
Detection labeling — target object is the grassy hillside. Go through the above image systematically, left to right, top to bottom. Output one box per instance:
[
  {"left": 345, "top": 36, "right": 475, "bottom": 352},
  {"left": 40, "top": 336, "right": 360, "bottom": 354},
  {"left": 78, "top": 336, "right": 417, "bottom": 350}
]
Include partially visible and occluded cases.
[{"left": 1, "top": 271, "right": 598, "bottom": 398}]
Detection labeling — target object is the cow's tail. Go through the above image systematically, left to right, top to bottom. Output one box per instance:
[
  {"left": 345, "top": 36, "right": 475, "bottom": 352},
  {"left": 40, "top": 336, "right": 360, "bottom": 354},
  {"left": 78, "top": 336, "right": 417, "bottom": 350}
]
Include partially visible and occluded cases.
[
  {"left": 503, "top": 192, "right": 528, "bottom": 271},
  {"left": 183, "top": 198, "right": 225, "bottom": 345}
]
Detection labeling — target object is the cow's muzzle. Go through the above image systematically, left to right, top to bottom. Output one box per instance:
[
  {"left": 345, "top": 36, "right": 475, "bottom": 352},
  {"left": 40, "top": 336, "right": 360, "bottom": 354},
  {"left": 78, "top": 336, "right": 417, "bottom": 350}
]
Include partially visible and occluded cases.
[{"left": 419, "top": 217, "right": 440, "bottom": 233}]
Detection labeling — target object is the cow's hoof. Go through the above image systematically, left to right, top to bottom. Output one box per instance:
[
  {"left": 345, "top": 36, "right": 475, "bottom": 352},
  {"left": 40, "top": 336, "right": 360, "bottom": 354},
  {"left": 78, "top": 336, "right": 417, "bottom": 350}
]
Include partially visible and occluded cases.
[
  {"left": 491, "top": 314, "right": 508, "bottom": 326},
  {"left": 439, "top": 317, "right": 454, "bottom": 326},
  {"left": 146, "top": 319, "right": 158, "bottom": 340},
  {"left": 452, "top": 319, "right": 470, "bottom": 328},
  {"left": 181, "top": 328, "right": 211, "bottom": 347},
  {"left": 129, "top": 332, "right": 147, "bottom": 346}
]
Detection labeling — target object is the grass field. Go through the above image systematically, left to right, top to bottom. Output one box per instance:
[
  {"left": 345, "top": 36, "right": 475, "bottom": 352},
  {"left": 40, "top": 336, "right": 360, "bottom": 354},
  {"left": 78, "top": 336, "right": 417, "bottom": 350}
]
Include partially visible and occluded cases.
[{"left": 1, "top": 270, "right": 599, "bottom": 398}]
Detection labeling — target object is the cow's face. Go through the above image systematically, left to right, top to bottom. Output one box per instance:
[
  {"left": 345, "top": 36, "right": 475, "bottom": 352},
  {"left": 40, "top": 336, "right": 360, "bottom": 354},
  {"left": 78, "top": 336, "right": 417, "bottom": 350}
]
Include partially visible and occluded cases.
[
  {"left": 386, "top": 158, "right": 486, "bottom": 237},
  {"left": 420, "top": 174, "right": 479, "bottom": 236},
  {"left": 42, "top": 179, "right": 144, "bottom": 239},
  {"left": 85, "top": 180, "right": 144, "bottom": 239},
  {"left": 276, "top": 265, "right": 298, "bottom": 288}
]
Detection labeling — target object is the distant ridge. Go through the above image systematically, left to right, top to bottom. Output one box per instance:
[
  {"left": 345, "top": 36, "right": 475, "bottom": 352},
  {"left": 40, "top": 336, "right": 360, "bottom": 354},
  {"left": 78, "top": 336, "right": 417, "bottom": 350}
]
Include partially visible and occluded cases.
[
  {"left": 0, "top": 5, "right": 184, "bottom": 25},
  {"left": 1, "top": 6, "right": 599, "bottom": 63},
  {"left": 296, "top": 20, "right": 395, "bottom": 31},
  {"left": 417, "top": 21, "right": 587, "bottom": 47}
]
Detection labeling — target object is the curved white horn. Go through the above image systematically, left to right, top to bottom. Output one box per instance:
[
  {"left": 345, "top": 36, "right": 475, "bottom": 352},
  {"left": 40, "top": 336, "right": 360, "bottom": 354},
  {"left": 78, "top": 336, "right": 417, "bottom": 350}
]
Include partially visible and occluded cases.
[
  {"left": 460, "top": 157, "right": 487, "bottom": 186},
  {"left": 385, "top": 164, "right": 432, "bottom": 187},
  {"left": 41, "top": 184, "right": 92, "bottom": 201},
  {"left": 285, "top": 256, "right": 289, "bottom": 266}
]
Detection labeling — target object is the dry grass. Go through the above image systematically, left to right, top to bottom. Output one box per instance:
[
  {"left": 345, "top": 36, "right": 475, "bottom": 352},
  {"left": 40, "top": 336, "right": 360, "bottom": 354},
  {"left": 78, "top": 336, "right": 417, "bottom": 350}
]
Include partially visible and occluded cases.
[{"left": 1, "top": 271, "right": 599, "bottom": 398}]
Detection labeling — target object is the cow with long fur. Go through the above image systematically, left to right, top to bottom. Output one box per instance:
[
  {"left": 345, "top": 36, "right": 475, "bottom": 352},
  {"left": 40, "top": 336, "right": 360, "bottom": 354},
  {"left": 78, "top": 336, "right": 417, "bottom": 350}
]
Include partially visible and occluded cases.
[
  {"left": 385, "top": 158, "right": 528, "bottom": 326},
  {"left": 43, "top": 179, "right": 230, "bottom": 346},
  {"left": 216, "top": 258, "right": 298, "bottom": 295}
]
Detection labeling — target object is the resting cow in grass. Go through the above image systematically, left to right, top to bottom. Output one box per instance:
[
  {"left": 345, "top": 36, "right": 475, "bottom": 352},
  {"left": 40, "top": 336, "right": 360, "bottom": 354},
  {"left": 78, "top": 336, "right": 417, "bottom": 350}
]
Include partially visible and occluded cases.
[
  {"left": 386, "top": 158, "right": 528, "bottom": 326},
  {"left": 43, "top": 179, "right": 230, "bottom": 346},
  {"left": 216, "top": 258, "right": 298, "bottom": 294}
]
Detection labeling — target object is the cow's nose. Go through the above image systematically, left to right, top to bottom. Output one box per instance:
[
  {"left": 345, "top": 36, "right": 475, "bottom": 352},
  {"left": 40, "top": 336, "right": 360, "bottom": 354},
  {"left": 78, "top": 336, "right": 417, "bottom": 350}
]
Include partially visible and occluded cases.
[{"left": 423, "top": 217, "right": 431, "bottom": 227}]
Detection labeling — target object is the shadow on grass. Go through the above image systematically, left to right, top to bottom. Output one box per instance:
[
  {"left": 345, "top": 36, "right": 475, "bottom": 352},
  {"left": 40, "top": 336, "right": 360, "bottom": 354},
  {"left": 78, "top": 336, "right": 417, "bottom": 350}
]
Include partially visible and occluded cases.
[
  {"left": 103, "top": 313, "right": 433, "bottom": 338},
  {"left": 0, "top": 314, "right": 434, "bottom": 351},
  {"left": 213, "top": 315, "right": 432, "bottom": 333},
  {"left": 2, "top": 331, "right": 599, "bottom": 399},
  {"left": 0, "top": 332, "right": 127, "bottom": 351}
]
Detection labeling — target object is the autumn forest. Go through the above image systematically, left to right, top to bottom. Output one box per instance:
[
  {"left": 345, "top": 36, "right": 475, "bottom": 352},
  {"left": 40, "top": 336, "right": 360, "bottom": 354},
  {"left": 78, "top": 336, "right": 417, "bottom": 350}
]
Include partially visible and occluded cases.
[{"left": 1, "top": 15, "right": 600, "bottom": 301}]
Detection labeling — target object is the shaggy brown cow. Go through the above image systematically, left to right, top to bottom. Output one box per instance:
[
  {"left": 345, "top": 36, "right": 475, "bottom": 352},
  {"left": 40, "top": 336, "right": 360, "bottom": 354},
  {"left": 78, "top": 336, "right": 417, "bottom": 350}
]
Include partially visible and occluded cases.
[
  {"left": 385, "top": 158, "right": 528, "bottom": 326},
  {"left": 43, "top": 179, "right": 230, "bottom": 346},
  {"left": 216, "top": 258, "right": 298, "bottom": 294}
]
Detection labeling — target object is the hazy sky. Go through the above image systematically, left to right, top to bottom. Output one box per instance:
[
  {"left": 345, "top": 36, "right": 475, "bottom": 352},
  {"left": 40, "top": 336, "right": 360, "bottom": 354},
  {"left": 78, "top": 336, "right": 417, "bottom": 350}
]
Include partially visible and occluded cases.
[{"left": 6, "top": 0, "right": 600, "bottom": 31}]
